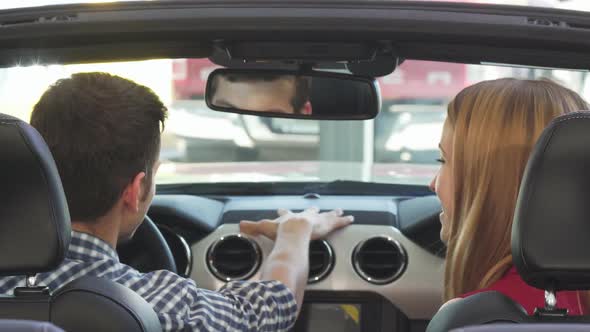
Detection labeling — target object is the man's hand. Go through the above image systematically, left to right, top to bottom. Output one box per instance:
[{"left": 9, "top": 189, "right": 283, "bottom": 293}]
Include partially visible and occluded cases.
[
  {"left": 240, "top": 207, "right": 354, "bottom": 240},
  {"left": 251, "top": 207, "right": 354, "bottom": 316}
]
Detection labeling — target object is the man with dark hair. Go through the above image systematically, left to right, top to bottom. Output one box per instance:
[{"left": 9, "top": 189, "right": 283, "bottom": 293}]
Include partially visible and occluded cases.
[
  {"left": 0, "top": 72, "right": 352, "bottom": 331},
  {"left": 30, "top": 72, "right": 165, "bottom": 228},
  {"left": 210, "top": 73, "right": 313, "bottom": 115}
]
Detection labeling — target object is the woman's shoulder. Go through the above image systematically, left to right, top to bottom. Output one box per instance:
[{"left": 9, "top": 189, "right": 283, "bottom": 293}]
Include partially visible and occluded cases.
[
  {"left": 460, "top": 267, "right": 584, "bottom": 315},
  {"left": 460, "top": 267, "right": 530, "bottom": 302}
]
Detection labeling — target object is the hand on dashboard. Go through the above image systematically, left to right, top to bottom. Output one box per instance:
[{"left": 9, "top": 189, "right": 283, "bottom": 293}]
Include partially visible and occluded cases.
[{"left": 239, "top": 207, "right": 354, "bottom": 240}]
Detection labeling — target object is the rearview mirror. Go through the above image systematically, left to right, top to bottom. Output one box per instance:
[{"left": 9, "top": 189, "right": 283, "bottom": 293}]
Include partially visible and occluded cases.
[{"left": 205, "top": 69, "right": 380, "bottom": 120}]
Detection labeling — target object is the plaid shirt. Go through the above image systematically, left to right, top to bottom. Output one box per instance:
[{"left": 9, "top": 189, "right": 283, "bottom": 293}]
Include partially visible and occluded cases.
[{"left": 0, "top": 231, "right": 297, "bottom": 331}]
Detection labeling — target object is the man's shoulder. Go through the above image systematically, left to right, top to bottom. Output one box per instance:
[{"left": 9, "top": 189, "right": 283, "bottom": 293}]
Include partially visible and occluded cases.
[
  {"left": 114, "top": 266, "right": 194, "bottom": 291},
  {"left": 137, "top": 269, "right": 191, "bottom": 282}
]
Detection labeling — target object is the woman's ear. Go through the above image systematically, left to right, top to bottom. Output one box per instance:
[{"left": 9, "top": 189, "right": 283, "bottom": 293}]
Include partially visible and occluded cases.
[{"left": 122, "top": 172, "right": 146, "bottom": 212}]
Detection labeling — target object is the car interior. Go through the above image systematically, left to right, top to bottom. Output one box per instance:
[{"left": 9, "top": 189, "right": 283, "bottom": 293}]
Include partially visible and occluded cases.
[{"left": 1, "top": 1, "right": 590, "bottom": 331}]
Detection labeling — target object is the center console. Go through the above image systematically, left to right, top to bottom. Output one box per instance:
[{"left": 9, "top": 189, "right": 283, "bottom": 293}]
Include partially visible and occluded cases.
[{"left": 292, "top": 291, "right": 428, "bottom": 332}]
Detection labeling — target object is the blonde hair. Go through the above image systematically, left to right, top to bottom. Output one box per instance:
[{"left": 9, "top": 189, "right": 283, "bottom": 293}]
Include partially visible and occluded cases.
[{"left": 444, "top": 78, "right": 588, "bottom": 301}]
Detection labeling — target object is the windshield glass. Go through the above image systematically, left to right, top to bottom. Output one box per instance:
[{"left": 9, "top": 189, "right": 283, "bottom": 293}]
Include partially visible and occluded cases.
[{"left": 1, "top": 58, "right": 588, "bottom": 186}]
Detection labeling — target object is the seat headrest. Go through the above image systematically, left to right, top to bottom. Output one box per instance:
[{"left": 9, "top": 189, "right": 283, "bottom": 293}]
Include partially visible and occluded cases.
[
  {"left": 512, "top": 111, "right": 590, "bottom": 291},
  {"left": 0, "top": 114, "right": 70, "bottom": 276}
]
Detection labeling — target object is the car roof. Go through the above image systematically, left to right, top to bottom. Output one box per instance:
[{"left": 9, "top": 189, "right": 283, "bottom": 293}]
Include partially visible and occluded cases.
[{"left": 0, "top": 1, "right": 588, "bottom": 71}]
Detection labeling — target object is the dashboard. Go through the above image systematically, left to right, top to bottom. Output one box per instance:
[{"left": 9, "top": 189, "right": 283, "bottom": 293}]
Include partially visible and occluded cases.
[{"left": 143, "top": 193, "right": 444, "bottom": 332}]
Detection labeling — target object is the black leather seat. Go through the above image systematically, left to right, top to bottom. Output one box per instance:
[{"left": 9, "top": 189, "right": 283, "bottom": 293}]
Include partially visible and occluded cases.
[
  {"left": 427, "top": 111, "right": 590, "bottom": 332},
  {"left": 0, "top": 114, "right": 162, "bottom": 332},
  {"left": 0, "top": 320, "right": 63, "bottom": 332},
  {"left": 450, "top": 324, "right": 590, "bottom": 332}
]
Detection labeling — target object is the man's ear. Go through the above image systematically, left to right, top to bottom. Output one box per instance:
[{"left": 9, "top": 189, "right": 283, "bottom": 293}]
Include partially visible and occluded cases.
[
  {"left": 302, "top": 101, "right": 313, "bottom": 115},
  {"left": 122, "top": 172, "right": 146, "bottom": 213}
]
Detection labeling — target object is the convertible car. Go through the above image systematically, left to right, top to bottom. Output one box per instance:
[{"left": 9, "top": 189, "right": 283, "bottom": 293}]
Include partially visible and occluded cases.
[{"left": 0, "top": 0, "right": 590, "bottom": 331}]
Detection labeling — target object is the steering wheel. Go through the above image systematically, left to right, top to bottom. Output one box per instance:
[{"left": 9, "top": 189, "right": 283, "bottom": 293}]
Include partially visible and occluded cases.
[{"left": 118, "top": 215, "right": 178, "bottom": 274}]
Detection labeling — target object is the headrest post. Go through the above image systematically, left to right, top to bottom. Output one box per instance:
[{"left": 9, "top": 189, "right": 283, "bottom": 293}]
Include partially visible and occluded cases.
[
  {"left": 13, "top": 274, "right": 50, "bottom": 297},
  {"left": 26, "top": 274, "right": 37, "bottom": 288},
  {"left": 533, "top": 287, "right": 568, "bottom": 318},
  {"left": 544, "top": 289, "right": 556, "bottom": 310}
]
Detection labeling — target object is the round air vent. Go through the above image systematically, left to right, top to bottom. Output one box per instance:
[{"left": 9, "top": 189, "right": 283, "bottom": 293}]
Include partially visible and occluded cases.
[
  {"left": 207, "top": 234, "right": 261, "bottom": 282},
  {"left": 352, "top": 236, "right": 407, "bottom": 285},
  {"left": 308, "top": 240, "right": 334, "bottom": 284}
]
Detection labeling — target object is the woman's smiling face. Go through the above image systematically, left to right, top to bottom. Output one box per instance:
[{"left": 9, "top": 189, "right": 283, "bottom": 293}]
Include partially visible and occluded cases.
[{"left": 430, "top": 118, "right": 454, "bottom": 244}]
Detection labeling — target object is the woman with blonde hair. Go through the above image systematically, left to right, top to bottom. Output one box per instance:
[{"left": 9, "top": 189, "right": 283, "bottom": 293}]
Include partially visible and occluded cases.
[{"left": 430, "top": 78, "right": 588, "bottom": 314}]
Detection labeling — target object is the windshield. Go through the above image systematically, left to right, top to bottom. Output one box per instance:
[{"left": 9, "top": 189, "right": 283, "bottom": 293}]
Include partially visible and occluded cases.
[
  {"left": 0, "top": 0, "right": 588, "bottom": 11},
  {"left": 1, "top": 58, "right": 588, "bottom": 186}
]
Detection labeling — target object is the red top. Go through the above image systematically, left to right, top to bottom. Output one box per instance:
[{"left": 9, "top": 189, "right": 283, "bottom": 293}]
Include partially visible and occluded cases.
[{"left": 460, "top": 267, "right": 585, "bottom": 315}]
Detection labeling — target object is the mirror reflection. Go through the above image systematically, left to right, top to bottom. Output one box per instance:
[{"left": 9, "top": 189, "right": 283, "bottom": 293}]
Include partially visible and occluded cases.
[
  {"left": 206, "top": 70, "right": 379, "bottom": 119},
  {"left": 210, "top": 73, "right": 313, "bottom": 115}
]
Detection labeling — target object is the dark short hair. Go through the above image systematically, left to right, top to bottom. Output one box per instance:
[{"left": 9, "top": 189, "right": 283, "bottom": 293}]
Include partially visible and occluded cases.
[
  {"left": 30, "top": 72, "right": 167, "bottom": 222},
  {"left": 211, "top": 73, "right": 311, "bottom": 114}
]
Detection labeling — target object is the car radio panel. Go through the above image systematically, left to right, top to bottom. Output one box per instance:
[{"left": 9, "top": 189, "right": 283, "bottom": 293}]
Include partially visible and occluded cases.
[{"left": 291, "top": 291, "right": 414, "bottom": 332}]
